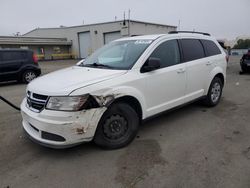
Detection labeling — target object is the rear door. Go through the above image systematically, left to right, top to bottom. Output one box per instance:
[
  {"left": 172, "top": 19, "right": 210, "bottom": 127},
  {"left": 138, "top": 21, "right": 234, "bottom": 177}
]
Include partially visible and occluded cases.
[
  {"left": 179, "top": 38, "right": 207, "bottom": 101},
  {"left": 142, "top": 39, "right": 187, "bottom": 117},
  {"left": 201, "top": 39, "right": 223, "bottom": 71},
  {"left": 0, "top": 51, "right": 26, "bottom": 79}
]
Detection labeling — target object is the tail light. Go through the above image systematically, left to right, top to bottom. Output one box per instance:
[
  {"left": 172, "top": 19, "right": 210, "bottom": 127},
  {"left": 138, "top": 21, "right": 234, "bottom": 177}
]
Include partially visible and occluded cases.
[{"left": 33, "top": 54, "right": 38, "bottom": 64}]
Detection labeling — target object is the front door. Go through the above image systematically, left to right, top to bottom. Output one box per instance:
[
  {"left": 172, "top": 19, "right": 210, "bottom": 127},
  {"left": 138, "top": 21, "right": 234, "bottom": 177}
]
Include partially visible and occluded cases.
[{"left": 142, "top": 39, "right": 187, "bottom": 117}]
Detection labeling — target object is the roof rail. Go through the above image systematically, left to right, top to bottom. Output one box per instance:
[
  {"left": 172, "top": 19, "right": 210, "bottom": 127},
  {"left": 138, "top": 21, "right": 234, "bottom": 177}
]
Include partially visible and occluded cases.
[{"left": 168, "top": 31, "right": 211, "bottom": 36}]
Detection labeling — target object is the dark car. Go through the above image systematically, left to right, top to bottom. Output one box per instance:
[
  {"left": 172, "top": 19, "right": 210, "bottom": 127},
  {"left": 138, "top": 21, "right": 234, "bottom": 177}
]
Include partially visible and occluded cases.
[
  {"left": 0, "top": 49, "right": 41, "bottom": 83},
  {"left": 240, "top": 50, "right": 250, "bottom": 73}
]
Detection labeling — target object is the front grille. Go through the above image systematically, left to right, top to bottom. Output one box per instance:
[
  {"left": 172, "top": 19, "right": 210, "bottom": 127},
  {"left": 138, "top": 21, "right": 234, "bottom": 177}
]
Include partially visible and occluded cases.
[{"left": 27, "top": 91, "right": 48, "bottom": 112}]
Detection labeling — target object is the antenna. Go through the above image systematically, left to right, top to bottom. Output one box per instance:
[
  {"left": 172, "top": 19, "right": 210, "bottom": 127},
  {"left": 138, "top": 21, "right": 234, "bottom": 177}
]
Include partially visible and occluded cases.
[{"left": 123, "top": 11, "right": 126, "bottom": 25}]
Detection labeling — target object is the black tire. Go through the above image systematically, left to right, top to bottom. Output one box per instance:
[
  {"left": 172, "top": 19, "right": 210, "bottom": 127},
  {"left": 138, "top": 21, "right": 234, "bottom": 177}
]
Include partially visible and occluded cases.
[
  {"left": 241, "top": 66, "right": 248, "bottom": 73},
  {"left": 22, "top": 70, "right": 37, "bottom": 84},
  {"left": 203, "top": 77, "right": 223, "bottom": 107},
  {"left": 94, "top": 102, "right": 139, "bottom": 149}
]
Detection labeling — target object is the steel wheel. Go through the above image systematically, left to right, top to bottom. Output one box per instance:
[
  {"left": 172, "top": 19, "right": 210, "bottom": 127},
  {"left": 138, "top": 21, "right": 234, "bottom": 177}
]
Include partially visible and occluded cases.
[
  {"left": 94, "top": 103, "right": 139, "bottom": 149},
  {"left": 103, "top": 115, "right": 128, "bottom": 140}
]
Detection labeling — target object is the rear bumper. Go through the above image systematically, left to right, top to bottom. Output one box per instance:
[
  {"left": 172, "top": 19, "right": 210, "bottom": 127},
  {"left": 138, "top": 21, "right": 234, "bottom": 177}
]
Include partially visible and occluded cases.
[
  {"left": 241, "top": 61, "right": 250, "bottom": 71},
  {"left": 21, "top": 99, "right": 107, "bottom": 148}
]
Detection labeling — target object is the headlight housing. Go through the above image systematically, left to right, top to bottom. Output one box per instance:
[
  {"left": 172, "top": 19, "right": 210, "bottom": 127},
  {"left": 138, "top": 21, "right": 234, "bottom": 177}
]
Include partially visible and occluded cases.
[{"left": 46, "top": 95, "right": 89, "bottom": 111}]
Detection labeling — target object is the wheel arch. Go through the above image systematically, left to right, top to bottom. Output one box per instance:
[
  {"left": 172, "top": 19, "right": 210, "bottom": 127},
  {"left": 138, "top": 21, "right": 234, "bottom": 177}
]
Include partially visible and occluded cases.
[
  {"left": 205, "top": 67, "right": 225, "bottom": 94},
  {"left": 110, "top": 95, "right": 143, "bottom": 123}
]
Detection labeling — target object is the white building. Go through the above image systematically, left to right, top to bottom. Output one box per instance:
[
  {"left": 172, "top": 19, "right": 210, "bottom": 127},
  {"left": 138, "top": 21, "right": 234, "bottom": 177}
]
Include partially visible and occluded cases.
[{"left": 23, "top": 20, "right": 176, "bottom": 59}]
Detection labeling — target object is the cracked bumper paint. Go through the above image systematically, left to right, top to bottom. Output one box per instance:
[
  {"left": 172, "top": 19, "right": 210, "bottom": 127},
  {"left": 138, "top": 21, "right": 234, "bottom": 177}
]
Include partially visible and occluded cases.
[{"left": 20, "top": 99, "right": 107, "bottom": 148}]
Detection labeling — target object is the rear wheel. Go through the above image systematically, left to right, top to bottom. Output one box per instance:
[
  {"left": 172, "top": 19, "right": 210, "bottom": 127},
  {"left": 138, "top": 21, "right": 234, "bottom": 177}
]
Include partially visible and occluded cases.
[
  {"left": 241, "top": 65, "right": 248, "bottom": 73},
  {"left": 22, "top": 70, "right": 37, "bottom": 83},
  {"left": 203, "top": 77, "right": 223, "bottom": 107},
  {"left": 94, "top": 102, "right": 139, "bottom": 149}
]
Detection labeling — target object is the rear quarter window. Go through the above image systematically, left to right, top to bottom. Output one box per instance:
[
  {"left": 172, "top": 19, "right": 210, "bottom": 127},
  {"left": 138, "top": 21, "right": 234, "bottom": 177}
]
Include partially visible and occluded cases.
[
  {"left": 180, "top": 39, "right": 205, "bottom": 62},
  {"left": 201, "top": 40, "right": 221, "bottom": 57},
  {"left": 2, "top": 51, "right": 27, "bottom": 61}
]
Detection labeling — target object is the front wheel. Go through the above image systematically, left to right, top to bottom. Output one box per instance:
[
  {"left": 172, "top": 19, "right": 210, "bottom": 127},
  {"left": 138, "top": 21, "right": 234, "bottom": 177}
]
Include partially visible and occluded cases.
[
  {"left": 22, "top": 70, "right": 37, "bottom": 83},
  {"left": 203, "top": 77, "right": 223, "bottom": 107},
  {"left": 94, "top": 103, "right": 139, "bottom": 149}
]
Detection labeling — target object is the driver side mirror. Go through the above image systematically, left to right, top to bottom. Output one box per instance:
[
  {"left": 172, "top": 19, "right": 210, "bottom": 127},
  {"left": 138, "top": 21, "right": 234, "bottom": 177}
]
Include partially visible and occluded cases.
[
  {"left": 141, "top": 57, "right": 161, "bottom": 73},
  {"left": 76, "top": 58, "right": 86, "bottom": 66}
]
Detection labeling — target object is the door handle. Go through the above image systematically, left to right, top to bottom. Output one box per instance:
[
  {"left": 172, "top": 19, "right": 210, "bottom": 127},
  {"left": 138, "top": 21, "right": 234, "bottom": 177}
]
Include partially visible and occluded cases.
[{"left": 177, "top": 68, "right": 185, "bottom": 73}]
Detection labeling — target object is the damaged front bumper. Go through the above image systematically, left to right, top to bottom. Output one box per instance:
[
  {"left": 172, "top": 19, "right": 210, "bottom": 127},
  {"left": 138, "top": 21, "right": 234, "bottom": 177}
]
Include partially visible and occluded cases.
[{"left": 20, "top": 99, "right": 107, "bottom": 148}]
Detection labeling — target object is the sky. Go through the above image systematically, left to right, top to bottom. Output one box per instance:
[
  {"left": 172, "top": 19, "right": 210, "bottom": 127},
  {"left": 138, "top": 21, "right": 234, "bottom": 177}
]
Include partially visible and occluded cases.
[{"left": 0, "top": 0, "right": 249, "bottom": 40}]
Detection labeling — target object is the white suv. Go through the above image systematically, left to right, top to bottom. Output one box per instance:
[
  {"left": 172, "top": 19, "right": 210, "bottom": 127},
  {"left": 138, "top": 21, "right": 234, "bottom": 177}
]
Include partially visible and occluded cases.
[{"left": 21, "top": 32, "right": 227, "bottom": 149}]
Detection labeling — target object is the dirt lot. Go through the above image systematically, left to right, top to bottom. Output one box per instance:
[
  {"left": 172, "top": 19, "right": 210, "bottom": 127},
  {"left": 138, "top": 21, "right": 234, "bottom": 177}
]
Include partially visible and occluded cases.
[{"left": 0, "top": 57, "right": 250, "bottom": 188}]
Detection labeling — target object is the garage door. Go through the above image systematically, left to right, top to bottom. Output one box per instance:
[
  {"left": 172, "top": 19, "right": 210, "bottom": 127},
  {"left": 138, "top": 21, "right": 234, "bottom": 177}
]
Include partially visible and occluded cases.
[
  {"left": 104, "top": 31, "right": 122, "bottom": 44},
  {"left": 78, "top": 32, "right": 92, "bottom": 59}
]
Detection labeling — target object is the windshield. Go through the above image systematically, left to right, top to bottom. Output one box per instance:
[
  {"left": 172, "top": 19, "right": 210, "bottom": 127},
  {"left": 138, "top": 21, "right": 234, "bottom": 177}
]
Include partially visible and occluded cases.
[{"left": 79, "top": 40, "right": 152, "bottom": 70}]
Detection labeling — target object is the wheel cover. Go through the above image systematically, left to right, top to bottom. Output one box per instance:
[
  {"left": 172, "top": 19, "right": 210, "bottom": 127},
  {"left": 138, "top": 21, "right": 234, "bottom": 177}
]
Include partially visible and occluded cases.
[
  {"left": 25, "top": 71, "right": 36, "bottom": 82},
  {"left": 211, "top": 82, "right": 221, "bottom": 103},
  {"left": 103, "top": 114, "right": 128, "bottom": 140}
]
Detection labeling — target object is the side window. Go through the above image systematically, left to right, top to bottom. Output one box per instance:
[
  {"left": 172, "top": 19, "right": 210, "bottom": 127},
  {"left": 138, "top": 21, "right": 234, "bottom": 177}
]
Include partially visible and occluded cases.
[
  {"left": 180, "top": 39, "right": 205, "bottom": 62},
  {"left": 149, "top": 40, "right": 180, "bottom": 68},
  {"left": 201, "top": 40, "right": 221, "bottom": 57},
  {"left": 2, "top": 52, "right": 26, "bottom": 61}
]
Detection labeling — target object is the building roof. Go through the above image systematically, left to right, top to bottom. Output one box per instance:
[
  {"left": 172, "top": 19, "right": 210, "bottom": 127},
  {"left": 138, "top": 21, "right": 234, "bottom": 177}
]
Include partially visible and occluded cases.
[
  {"left": 23, "top": 19, "right": 177, "bottom": 35},
  {"left": 0, "top": 36, "right": 72, "bottom": 45}
]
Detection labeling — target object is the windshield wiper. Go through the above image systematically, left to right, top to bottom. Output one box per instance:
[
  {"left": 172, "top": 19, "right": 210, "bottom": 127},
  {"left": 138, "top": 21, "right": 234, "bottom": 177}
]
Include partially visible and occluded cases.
[{"left": 87, "top": 62, "right": 113, "bottom": 69}]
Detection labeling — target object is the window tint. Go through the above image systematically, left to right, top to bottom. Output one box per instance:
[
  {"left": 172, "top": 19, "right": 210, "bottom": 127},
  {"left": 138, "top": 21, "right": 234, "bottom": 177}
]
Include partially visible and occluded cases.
[
  {"left": 180, "top": 39, "right": 205, "bottom": 62},
  {"left": 149, "top": 40, "right": 180, "bottom": 68},
  {"left": 201, "top": 40, "right": 221, "bottom": 57},
  {"left": 2, "top": 51, "right": 26, "bottom": 61}
]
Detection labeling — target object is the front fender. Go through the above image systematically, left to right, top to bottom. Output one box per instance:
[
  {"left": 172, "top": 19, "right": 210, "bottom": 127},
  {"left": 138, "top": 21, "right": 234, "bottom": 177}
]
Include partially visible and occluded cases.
[{"left": 89, "top": 86, "right": 147, "bottom": 119}]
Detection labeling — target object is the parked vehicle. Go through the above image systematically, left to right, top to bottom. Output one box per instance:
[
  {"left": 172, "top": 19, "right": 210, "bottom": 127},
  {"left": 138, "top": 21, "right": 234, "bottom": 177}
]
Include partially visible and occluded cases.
[
  {"left": 21, "top": 31, "right": 227, "bottom": 149},
  {"left": 0, "top": 49, "right": 41, "bottom": 83},
  {"left": 240, "top": 49, "right": 250, "bottom": 73}
]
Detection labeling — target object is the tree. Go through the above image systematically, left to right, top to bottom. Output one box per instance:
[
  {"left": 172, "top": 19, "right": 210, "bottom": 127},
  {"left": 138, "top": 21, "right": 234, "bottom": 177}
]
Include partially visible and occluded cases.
[{"left": 233, "top": 39, "right": 250, "bottom": 49}]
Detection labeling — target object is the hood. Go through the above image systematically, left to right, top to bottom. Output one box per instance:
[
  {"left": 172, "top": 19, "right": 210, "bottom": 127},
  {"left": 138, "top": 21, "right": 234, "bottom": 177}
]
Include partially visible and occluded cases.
[{"left": 27, "top": 66, "right": 127, "bottom": 96}]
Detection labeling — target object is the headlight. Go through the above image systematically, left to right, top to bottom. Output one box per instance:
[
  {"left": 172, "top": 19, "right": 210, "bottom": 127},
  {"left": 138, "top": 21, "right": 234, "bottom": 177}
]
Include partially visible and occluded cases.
[{"left": 46, "top": 95, "right": 89, "bottom": 111}]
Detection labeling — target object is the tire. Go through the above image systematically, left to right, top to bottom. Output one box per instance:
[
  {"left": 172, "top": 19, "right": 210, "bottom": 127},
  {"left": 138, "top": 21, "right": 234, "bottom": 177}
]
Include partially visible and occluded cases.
[
  {"left": 241, "top": 66, "right": 248, "bottom": 73},
  {"left": 22, "top": 70, "right": 37, "bottom": 83},
  {"left": 203, "top": 77, "right": 223, "bottom": 107},
  {"left": 94, "top": 102, "right": 139, "bottom": 149}
]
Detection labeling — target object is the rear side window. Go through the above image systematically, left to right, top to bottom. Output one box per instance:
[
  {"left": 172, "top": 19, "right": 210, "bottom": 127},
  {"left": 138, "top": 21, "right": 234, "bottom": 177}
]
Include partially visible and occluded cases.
[
  {"left": 149, "top": 39, "right": 180, "bottom": 68},
  {"left": 180, "top": 39, "right": 205, "bottom": 62},
  {"left": 201, "top": 40, "right": 221, "bottom": 57},
  {"left": 2, "top": 51, "right": 26, "bottom": 61}
]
